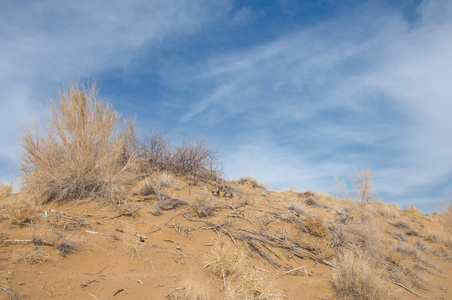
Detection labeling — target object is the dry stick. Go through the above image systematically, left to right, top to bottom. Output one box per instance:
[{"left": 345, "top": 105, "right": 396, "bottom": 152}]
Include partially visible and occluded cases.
[
  {"left": 164, "top": 207, "right": 187, "bottom": 227},
  {"left": 111, "top": 208, "right": 140, "bottom": 219},
  {"left": 44, "top": 209, "right": 92, "bottom": 228},
  {"left": 182, "top": 212, "right": 236, "bottom": 245},
  {"left": 236, "top": 229, "right": 336, "bottom": 268},
  {"left": 85, "top": 230, "right": 121, "bottom": 240},
  {"left": 1, "top": 239, "right": 55, "bottom": 247},
  {"left": 83, "top": 266, "right": 110, "bottom": 276},
  {"left": 282, "top": 266, "right": 309, "bottom": 277},
  {"left": 81, "top": 280, "right": 99, "bottom": 288},
  {"left": 393, "top": 281, "right": 428, "bottom": 299},
  {"left": 0, "top": 286, "right": 22, "bottom": 300},
  {"left": 164, "top": 287, "right": 185, "bottom": 298},
  {"left": 108, "top": 289, "right": 124, "bottom": 298},
  {"left": 89, "top": 293, "right": 101, "bottom": 300}
]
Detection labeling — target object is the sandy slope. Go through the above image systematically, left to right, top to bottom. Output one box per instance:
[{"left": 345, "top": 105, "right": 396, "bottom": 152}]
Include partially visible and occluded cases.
[{"left": 1, "top": 178, "right": 451, "bottom": 299}]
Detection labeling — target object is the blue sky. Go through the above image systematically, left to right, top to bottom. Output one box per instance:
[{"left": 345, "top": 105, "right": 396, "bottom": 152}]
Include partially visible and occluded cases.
[{"left": 1, "top": 0, "right": 451, "bottom": 212}]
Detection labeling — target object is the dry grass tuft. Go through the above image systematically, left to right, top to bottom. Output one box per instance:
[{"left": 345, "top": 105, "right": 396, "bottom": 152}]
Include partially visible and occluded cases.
[
  {"left": 20, "top": 82, "right": 137, "bottom": 204},
  {"left": 156, "top": 171, "right": 173, "bottom": 187},
  {"left": 195, "top": 193, "right": 216, "bottom": 218},
  {"left": 2, "top": 196, "right": 36, "bottom": 226},
  {"left": 370, "top": 202, "right": 400, "bottom": 219},
  {"left": 207, "top": 240, "right": 284, "bottom": 299},
  {"left": 333, "top": 251, "right": 389, "bottom": 300},
  {"left": 175, "top": 273, "right": 212, "bottom": 300}
]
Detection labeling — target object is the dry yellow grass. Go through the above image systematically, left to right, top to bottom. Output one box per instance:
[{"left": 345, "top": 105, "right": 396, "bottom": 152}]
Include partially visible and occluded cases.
[
  {"left": 20, "top": 82, "right": 137, "bottom": 204},
  {"left": 0, "top": 182, "right": 13, "bottom": 199},
  {"left": 207, "top": 240, "right": 284, "bottom": 300},
  {"left": 333, "top": 251, "right": 389, "bottom": 300}
]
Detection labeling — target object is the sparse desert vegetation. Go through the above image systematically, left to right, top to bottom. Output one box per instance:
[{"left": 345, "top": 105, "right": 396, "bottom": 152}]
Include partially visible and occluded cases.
[{"left": 0, "top": 84, "right": 451, "bottom": 299}]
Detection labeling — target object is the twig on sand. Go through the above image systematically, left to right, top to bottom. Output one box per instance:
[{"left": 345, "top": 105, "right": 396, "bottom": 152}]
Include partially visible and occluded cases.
[
  {"left": 85, "top": 230, "right": 121, "bottom": 240},
  {"left": 1, "top": 239, "right": 55, "bottom": 247},
  {"left": 83, "top": 266, "right": 110, "bottom": 276},
  {"left": 282, "top": 266, "right": 309, "bottom": 276},
  {"left": 81, "top": 280, "right": 99, "bottom": 288},
  {"left": 392, "top": 281, "right": 428, "bottom": 298},
  {"left": 0, "top": 286, "right": 22, "bottom": 300},
  {"left": 164, "top": 287, "right": 185, "bottom": 298},
  {"left": 105, "top": 289, "right": 124, "bottom": 299},
  {"left": 89, "top": 293, "right": 101, "bottom": 300}
]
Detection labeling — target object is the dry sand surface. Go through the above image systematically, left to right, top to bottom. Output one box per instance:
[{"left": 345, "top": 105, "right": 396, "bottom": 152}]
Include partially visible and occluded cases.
[{"left": 1, "top": 177, "right": 451, "bottom": 299}]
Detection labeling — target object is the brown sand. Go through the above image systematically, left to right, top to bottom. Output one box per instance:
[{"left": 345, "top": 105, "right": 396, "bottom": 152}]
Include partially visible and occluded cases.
[{"left": 0, "top": 178, "right": 451, "bottom": 299}]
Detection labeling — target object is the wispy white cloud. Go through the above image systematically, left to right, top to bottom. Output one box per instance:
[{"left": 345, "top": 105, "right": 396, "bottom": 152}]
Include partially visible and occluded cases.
[{"left": 175, "top": 0, "right": 452, "bottom": 209}]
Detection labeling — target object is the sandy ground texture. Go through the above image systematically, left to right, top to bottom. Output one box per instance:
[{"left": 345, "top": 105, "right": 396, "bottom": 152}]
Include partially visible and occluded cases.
[{"left": 1, "top": 176, "right": 451, "bottom": 299}]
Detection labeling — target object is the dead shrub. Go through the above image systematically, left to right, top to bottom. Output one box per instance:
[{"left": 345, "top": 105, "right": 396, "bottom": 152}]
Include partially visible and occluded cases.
[
  {"left": 20, "top": 82, "right": 137, "bottom": 204},
  {"left": 139, "top": 130, "right": 172, "bottom": 173},
  {"left": 140, "top": 132, "right": 220, "bottom": 181},
  {"left": 336, "top": 169, "right": 377, "bottom": 207},
  {"left": 237, "top": 175, "right": 264, "bottom": 189},
  {"left": 0, "top": 182, "right": 13, "bottom": 199},
  {"left": 2, "top": 197, "right": 36, "bottom": 226},
  {"left": 304, "top": 216, "right": 327, "bottom": 237},
  {"left": 333, "top": 251, "right": 389, "bottom": 300}
]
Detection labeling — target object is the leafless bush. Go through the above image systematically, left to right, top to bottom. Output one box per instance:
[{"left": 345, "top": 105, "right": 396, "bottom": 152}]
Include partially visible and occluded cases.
[
  {"left": 20, "top": 82, "right": 137, "bottom": 204},
  {"left": 139, "top": 130, "right": 172, "bottom": 173},
  {"left": 140, "top": 131, "right": 220, "bottom": 181},
  {"left": 171, "top": 139, "right": 219, "bottom": 180},
  {"left": 336, "top": 169, "right": 377, "bottom": 206}
]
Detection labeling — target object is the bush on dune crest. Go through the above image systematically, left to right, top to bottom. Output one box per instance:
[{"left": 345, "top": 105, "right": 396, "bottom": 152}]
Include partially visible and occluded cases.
[{"left": 20, "top": 82, "right": 137, "bottom": 204}]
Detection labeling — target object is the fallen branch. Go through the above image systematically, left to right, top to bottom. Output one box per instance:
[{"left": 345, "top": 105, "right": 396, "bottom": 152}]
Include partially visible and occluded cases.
[
  {"left": 393, "top": 281, "right": 428, "bottom": 298},
  {"left": 0, "top": 286, "right": 22, "bottom": 300},
  {"left": 164, "top": 287, "right": 185, "bottom": 298}
]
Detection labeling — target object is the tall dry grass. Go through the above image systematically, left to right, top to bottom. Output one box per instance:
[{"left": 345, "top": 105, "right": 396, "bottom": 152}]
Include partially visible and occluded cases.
[
  {"left": 20, "top": 82, "right": 137, "bottom": 204},
  {"left": 0, "top": 181, "right": 13, "bottom": 199},
  {"left": 333, "top": 251, "right": 388, "bottom": 300}
]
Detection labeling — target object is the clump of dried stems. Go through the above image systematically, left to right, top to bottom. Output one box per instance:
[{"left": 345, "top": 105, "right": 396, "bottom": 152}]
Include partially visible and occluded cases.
[
  {"left": 20, "top": 82, "right": 137, "bottom": 204},
  {"left": 140, "top": 130, "right": 220, "bottom": 181}
]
